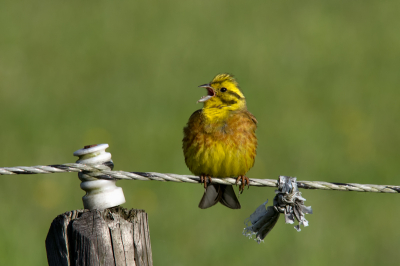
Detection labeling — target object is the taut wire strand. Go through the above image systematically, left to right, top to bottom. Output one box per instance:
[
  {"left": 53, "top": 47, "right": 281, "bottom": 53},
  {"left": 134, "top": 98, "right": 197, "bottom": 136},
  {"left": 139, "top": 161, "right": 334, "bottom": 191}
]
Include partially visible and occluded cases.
[{"left": 0, "top": 163, "right": 399, "bottom": 193}]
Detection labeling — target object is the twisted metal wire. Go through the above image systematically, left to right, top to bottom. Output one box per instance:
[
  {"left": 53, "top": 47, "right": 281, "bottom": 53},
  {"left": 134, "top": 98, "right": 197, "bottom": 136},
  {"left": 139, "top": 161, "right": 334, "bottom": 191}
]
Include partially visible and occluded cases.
[{"left": 1, "top": 163, "right": 399, "bottom": 193}]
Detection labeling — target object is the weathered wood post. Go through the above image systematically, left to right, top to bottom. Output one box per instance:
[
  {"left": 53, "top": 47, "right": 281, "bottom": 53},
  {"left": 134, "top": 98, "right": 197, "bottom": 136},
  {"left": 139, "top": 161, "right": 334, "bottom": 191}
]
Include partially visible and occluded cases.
[{"left": 45, "top": 144, "right": 153, "bottom": 266}]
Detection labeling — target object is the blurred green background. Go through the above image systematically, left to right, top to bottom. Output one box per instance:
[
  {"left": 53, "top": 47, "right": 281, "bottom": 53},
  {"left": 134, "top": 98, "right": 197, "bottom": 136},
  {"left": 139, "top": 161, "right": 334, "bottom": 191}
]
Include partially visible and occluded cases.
[{"left": 0, "top": 0, "right": 399, "bottom": 265}]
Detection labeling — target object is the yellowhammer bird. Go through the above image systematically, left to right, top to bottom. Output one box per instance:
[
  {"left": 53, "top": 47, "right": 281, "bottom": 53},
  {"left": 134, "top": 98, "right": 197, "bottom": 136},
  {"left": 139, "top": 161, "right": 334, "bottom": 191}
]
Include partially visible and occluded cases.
[{"left": 182, "top": 73, "right": 257, "bottom": 209}]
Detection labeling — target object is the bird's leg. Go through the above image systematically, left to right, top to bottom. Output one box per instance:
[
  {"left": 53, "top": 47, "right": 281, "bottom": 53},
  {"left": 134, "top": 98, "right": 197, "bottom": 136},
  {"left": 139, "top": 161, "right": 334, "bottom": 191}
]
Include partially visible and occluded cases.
[
  {"left": 200, "top": 175, "right": 212, "bottom": 189},
  {"left": 236, "top": 175, "right": 250, "bottom": 193}
]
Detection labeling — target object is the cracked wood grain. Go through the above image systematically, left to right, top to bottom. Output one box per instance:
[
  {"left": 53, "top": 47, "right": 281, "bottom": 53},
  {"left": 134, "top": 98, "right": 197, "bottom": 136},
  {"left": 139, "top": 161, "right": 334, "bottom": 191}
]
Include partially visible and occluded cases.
[{"left": 46, "top": 207, "right": 152, "bottom": 266}]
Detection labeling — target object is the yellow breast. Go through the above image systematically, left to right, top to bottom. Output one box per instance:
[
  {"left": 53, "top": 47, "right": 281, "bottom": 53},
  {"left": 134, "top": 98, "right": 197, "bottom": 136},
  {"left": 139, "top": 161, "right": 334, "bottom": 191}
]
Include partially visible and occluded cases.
[{"left": 183, "top": 109, "right": 257, "bottom": 177}]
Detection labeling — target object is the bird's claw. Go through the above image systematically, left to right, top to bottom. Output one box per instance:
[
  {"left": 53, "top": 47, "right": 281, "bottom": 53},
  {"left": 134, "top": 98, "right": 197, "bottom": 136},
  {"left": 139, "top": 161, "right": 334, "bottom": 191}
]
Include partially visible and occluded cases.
[
  {"left": 200, "top": 175, "right": 212, "bottom": 189},
  {"left": 236, "top": 175, "right": 250, "bottom": 194}
]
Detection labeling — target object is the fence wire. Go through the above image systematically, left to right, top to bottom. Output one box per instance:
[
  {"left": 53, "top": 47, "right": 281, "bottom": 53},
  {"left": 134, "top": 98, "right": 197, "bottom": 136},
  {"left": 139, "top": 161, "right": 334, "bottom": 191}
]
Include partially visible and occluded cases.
[{"left": 1, "top": 163, "right": 399, "bottom": 193}]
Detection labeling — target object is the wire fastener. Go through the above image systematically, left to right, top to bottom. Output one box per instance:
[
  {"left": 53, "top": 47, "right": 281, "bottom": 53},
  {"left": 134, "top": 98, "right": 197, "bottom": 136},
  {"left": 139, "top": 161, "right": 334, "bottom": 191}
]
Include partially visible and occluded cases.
[{"left": 74, "top": 144, "right": 126, "bottom": 210}]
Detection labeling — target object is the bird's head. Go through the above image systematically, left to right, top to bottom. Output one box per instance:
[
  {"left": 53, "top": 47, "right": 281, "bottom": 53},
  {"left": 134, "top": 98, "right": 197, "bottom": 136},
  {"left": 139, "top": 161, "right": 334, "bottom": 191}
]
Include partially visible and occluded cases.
[{"left": 197, "top": 73, "right": 246, "bottom": 111}]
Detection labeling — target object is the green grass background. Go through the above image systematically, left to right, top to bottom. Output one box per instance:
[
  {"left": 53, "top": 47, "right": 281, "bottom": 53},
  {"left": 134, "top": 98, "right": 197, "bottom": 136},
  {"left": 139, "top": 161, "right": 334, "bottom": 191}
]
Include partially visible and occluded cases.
[{"left": 1, "top": 0, "right": 399, "bottom": 265}]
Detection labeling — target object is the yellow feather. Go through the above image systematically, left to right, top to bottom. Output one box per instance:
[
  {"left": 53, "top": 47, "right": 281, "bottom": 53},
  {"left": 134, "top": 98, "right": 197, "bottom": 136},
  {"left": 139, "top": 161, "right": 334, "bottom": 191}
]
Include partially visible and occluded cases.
[{"left": 183, "top": 73, "right": 257, "bottom": 178}]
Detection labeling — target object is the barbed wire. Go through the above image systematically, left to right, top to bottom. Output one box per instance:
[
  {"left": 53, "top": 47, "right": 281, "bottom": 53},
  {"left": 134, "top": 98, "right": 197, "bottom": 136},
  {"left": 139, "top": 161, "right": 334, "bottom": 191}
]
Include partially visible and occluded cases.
[{"left": 0, "top": 163, "right": 399, "bottom": 193}]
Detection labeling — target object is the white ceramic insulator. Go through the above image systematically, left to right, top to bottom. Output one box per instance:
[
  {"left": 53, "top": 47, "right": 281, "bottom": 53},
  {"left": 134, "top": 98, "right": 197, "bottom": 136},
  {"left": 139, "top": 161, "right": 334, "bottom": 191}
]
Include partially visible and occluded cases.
[{"left": 73, "top": 144, "right": 126, "bottom": 210}]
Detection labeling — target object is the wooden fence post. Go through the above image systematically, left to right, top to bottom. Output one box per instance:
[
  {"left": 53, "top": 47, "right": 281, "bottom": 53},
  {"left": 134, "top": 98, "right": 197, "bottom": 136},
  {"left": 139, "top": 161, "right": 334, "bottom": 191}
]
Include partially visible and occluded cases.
[{"left": 45, "top": 206, "right": 153, "bottom": 266}]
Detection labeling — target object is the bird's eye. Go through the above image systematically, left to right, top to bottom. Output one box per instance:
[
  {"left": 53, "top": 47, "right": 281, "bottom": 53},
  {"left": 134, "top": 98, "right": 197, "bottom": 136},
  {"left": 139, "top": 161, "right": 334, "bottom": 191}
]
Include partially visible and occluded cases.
[{"left": 220, "top": 87, "right": 227, "bottom": 92}]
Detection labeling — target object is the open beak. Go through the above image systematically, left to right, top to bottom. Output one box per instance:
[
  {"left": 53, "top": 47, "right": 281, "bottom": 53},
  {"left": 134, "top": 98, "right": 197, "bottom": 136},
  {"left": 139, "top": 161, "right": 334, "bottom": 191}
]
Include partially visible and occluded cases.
[{"left": 197, "top": 84, "right": 215, "bottom": 103}]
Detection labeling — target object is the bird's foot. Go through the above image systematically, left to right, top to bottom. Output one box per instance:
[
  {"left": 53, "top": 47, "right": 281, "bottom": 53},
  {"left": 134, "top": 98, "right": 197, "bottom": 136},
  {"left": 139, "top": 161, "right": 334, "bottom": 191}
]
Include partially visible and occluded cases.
[
  {"left": 200, "top": 175, "right": 212, "bottom": 189},
  {"left": 236, "top": 175, "right": 250, "bottom": 194}
]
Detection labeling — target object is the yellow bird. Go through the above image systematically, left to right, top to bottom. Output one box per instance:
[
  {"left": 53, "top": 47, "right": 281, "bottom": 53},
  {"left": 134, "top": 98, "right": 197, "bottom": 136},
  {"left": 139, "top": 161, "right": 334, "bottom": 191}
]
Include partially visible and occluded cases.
[{"left": 182, "top": 73, "right": 257, "bottom": 209}]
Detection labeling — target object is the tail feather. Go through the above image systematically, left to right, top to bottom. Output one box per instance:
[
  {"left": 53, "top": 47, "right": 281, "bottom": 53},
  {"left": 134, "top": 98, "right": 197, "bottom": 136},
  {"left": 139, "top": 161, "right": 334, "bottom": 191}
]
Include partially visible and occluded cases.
[
  {"left": 198, "top": 184, "right": 241, "bottom": 209},
  {"left": 198, "top": 184, "right": 221, "bottom": 209},
  {"left": 220, "top": 185, "right": 241, "bottom": 209}
]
